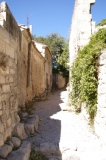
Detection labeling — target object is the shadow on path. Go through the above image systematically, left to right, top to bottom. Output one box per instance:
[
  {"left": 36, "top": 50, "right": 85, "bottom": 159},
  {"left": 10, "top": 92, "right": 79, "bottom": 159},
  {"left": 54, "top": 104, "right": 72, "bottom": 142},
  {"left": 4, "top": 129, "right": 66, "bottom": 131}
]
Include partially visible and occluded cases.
[{"left": 31, "top": 88, "right": 67, "bottom": 159}]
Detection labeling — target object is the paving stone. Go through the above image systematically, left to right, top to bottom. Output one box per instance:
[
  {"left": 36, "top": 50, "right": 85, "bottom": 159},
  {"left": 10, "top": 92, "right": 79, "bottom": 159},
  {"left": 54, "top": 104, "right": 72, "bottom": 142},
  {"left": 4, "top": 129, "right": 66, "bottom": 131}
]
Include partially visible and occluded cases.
[
  {"left": 24, "top": 116, "right": 39, "bottom": 136},
  {"left": 13, "top": 123, "right": 28, "bottom": 140},
  {"left": 11, "top": 137, "right": 21, "bottom": 149},
  {"left": 7, "top": 141, "right": 31, "bottom": 160},
  {"left": 40, "top": 143, "right": 60, "bottom": 156},
  {"left": 0, "top": 144, "right": 12, "bottom": 158}
]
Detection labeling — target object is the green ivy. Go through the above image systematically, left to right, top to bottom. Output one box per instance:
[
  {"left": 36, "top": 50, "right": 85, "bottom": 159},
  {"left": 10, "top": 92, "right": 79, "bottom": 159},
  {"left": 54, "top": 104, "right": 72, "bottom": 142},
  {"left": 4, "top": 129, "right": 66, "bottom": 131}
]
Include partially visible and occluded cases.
[{"left": 69, "top": 28, "right": 106, "bottom": 120}]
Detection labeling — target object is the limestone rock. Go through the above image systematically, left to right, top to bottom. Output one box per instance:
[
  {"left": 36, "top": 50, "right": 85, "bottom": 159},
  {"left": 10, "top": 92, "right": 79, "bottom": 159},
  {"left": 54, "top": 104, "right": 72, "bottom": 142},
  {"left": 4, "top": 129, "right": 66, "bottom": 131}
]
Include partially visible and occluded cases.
[
  {"left": 21, "top": 112, "right": 28, "bottom": 118},
  {"left": 34, "top": 115, "right": 39, "bottom": 131},
  {"left": 24, "top": 116, "right": 39, "bottom": 136},
  {"left": 13, "top": 123, "right": 28, "bottom": 140},
  {"left": 24, "top": 123, "right": 35, "bottom": 136},
  {"left": 0, "top": 135, "right": 4, "bottom": 147},
  {"left": 11, "top": 137, "right": 21, "bottom": 149},
  {"left": 5, "top": 141, "right": 13, "bottom": 149},
  {"left": 7, "top": 141, "right": 31, "bottom": 160},
  {"left": 40, "top": 143, "right": 60, "bottom": 156},
  {"left": 0, "top": 144, "right": 12, "bottom": 158}
]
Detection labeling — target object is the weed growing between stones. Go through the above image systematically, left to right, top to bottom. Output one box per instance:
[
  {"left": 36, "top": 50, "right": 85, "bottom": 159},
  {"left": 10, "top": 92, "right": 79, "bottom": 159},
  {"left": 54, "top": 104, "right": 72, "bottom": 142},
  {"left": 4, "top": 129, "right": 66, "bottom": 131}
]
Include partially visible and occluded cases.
[
  {"left": 69, "top": 28, "right": 106, "bottom": 121},
  {"left": 25, "top": 100, "right": 35, "bottom": 114},
  {"left": 30, "top": 149, "right": 48, "bottom": 160}
]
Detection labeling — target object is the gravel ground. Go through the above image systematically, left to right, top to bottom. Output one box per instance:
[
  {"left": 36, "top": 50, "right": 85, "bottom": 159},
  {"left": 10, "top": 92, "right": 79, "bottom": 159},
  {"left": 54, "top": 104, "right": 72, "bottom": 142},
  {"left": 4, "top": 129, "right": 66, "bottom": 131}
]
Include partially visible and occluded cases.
[{"left": 29, "top": 88, "right": 106, "bottom": 160}]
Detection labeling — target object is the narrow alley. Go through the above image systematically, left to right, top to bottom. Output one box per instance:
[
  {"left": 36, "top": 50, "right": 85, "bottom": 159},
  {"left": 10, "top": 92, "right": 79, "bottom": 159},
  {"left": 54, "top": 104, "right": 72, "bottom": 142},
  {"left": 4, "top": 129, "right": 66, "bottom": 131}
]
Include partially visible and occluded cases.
[{"left": 28, "top": 88, "right": 106, "bottom": 160}]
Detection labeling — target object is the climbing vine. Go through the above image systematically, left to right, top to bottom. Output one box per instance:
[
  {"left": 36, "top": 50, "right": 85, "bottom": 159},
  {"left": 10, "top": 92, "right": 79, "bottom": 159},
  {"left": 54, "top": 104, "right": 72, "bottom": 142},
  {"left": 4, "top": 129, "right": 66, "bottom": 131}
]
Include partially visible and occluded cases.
[{"left": 69, "top": 28, "right": 106, "bottom": 120}]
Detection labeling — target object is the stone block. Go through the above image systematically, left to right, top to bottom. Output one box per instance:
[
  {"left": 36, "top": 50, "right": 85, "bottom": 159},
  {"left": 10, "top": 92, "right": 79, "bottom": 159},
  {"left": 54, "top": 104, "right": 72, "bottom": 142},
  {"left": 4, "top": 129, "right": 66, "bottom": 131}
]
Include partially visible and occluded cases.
[
  {"left": 0, "top": 38, "right": 5, "bottom": 53},
  {"left": 6, "top": 44, "right": 14, "bottom": 59},
  {"left": 9, "top": 68, "right": 15, "bottom": 74},
  {"left": 0, "top": 75, "right": 5, "bottom": 84},
  {"left": 5, "top": 76, "right": 9, "bottom": 83},
  {"left": 9, "top": 77, "right": 14, "bottom": 83},
  {"left": 2, "top": 84, "right": 10, "bottom": 93},
  {"left": 0, "top": 85, "right": 2, "bottom": 93},
  {"left": 1, "top": 94, "right": 6, "bottom": 101},
  {"left": 0, "top": 103, "right": 2, "bottom": 110},
  {"left": 0, "top": 110, "right": 3, "bottom": 116},
  {"left": 7, "top": 118, "right": 11, "bottom": 127},
  {"left": 0, "top": 122, "right": 4, "bottom": 133},
  {"left": 13, "top": 123, "right": 28, "bottom": 140},
  {"left": 24, "top": 123, "right": 35, "bottom": 136},
  {"left": 3, "top": 128, "right": 12, "bottom": 142},
  {"left": 0, "top": 134, "right": 4, "bottom": 147},
  {"left": 11, "top": 137, "right": 21, "bottom": 149},
  {"left": 7, "top": 141, "right": 31, "bottom": 160},
  {"left": 0, "top": 144, "right": 12, "bottom": 158}
]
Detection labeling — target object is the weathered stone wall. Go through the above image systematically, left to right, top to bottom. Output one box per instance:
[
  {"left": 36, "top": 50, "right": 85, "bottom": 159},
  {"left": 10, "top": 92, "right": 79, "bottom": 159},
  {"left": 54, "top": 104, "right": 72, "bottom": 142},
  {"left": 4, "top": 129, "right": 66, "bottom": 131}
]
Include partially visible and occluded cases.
[
  {"left": 69, "top": 0, "right": 95, "bottom": 66},
  {"left": 69, "top": 0, "right": 106, "bottom": 144},
  {"left": 0, "top": 2, "right": 52, "bottom": 147},
  {"left": 0, "top": 21, "right": 20, "bottom": 146},
  {"left": 34, "top": 42, "right": 52, "bottom": 93},
  {"left": 27, "top": 43, "right": 45, "bottom": 98},
  {"left": 44, "top": 48, "right": 52, "bottom": 92},
  {"left": 94, "top": 50, "right": 106, "bottom": 143},
  {"left": 57, "top": 74, "right": 66, "bottom": 89}
]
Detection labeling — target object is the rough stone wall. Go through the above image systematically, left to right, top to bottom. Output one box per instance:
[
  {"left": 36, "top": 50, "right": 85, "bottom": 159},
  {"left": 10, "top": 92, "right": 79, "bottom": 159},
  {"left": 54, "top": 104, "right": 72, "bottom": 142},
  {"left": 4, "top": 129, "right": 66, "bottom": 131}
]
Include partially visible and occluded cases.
[
  {"left": 69, "top": 0, "right": 95, "bottom": 66},
  {"left": 0, "top": 1, "right": 52, "bottom": 147},
  {"left": 0, "top": 5, "right": 20, "bottom": 145},
  {"left": 17, "top": 28, "right": 31, "bottom": 107},
  {"left": 34, "top": 42, "right": 52, "bottom": 93},
  {"left": 27, "top": 44, "right": 45, "bottom": 98},
  {"left": 44, "top": 48, "right": 52, "bottom": 92},
  {"left": 94, "top": 50, "right": 106, "bottom": 143},
  {"left": 57, "top": 74, "right": 66, "bottom": 89}
]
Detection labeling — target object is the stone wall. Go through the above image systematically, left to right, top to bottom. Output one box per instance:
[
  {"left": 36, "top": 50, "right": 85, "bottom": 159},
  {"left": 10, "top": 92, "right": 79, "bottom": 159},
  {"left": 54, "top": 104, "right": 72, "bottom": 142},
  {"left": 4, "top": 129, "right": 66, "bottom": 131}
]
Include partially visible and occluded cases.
[
  {"left": 69, "top": 0, "right": 95, "bottom": 66},
  {"left": 69, "top": 0, "right": 106, "bottom": 144},
  {"left": 0, "top": 2, "right": 52, "bottom": 146},
  {"left": 0, "top": 22, "right": 20, "bottom": 146},
  {"left": 34, "top": 42, "right": 52, "bottom": 92},
  {"left": 27, "top": 43, "right": 45, "bottom": 98},
  {"left": 94, "top": 50, "right": 106, "bottom": 143},
  {"left": 57, "top": 74, "right": 66, "bottom": 89}
]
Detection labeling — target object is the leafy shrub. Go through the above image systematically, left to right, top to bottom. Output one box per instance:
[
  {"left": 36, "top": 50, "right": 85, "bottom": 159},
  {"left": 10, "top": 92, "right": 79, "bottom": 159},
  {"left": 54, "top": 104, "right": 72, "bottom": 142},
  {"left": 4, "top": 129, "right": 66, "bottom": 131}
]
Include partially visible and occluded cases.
[
  {"left": 69, "top": 28, "right": 106, "bottom": 120},
  {"left": 30, "top": 149, "right": 48, "bottom": 160}
]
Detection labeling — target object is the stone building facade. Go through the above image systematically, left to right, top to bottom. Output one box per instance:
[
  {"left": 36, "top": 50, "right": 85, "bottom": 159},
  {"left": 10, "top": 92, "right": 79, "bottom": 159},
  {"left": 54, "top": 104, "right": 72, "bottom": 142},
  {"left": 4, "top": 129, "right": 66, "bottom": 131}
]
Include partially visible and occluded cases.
[
  {"left": 69, "top": 0, "right": 95, "bottom": 66},
  {"left": 0, "top": 2, "right": 52, "bottom": 146}
]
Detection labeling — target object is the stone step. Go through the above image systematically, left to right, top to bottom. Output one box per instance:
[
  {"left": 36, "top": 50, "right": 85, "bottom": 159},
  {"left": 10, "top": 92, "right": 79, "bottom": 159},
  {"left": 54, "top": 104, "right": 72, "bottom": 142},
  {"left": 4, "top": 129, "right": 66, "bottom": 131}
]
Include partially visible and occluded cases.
[{"left": 7, "top": 141, "right": 31, "bottom": 160}]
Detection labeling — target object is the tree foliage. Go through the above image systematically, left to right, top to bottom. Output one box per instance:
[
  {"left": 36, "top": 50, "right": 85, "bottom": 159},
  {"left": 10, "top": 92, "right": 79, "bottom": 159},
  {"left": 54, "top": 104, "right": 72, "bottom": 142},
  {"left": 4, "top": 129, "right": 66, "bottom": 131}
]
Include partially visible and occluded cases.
[
  {"left": 97, "top": 19, "right": 106, "bottom": 26},
  {"left": 69, "top": 28, "right": 106, "bottom": 120},
  {"left": 33, "top": 33, "right": 69, "bottom": 77}
]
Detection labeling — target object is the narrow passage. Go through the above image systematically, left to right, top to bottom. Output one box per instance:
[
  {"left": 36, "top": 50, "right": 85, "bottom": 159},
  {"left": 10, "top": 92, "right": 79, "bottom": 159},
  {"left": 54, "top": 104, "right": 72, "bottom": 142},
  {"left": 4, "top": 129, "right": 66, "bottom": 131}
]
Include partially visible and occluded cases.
[{"left": 29, "top": 88, "right": 106, "bottom": 160}]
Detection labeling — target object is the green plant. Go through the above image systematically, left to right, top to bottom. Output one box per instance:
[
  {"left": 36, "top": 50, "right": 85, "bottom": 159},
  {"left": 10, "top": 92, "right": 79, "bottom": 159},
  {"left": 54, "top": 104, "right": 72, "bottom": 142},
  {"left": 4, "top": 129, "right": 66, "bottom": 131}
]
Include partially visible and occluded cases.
[
  {"left": 97, "top": 19, "right": 106, "bottom": 26},
  {"left": 69, "top": 28, "right": 106, "bottom": 120},
  {"left": 25, "top": 100, "right": 35, "bottom": 114},
  {"left": 30, "top": 149, "right": 48, "bottom": 160}
]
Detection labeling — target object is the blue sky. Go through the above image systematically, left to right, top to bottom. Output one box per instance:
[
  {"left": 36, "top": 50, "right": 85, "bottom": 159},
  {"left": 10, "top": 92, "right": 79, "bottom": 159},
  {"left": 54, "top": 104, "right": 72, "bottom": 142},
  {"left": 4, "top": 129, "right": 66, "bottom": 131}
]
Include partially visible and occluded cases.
[{"left": 0, "top": 0, "right": 106, "bottom": 39}]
